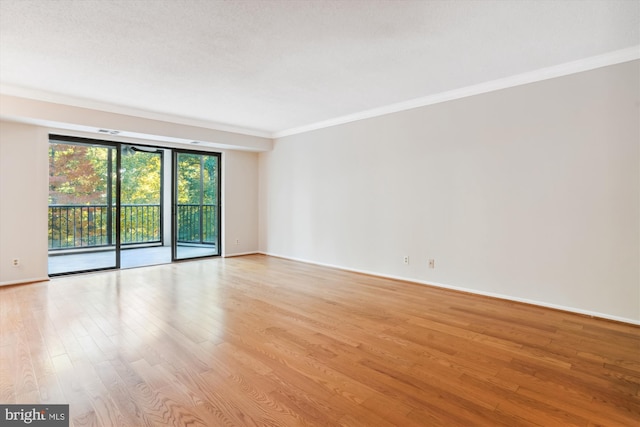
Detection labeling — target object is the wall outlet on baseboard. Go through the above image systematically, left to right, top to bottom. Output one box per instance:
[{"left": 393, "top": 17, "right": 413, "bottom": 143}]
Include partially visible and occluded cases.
[
  {"left": 235, "top": 239, "right": 240, "bottom": 245},
  {"left": 403, "top": 255, "right": 409, "bottom": 265},
  {"left": 11, "top": 258, "right": 20, "bottom": 267},
  {"left": 428, "top": 259, "right": 435, "bottom": 269}
]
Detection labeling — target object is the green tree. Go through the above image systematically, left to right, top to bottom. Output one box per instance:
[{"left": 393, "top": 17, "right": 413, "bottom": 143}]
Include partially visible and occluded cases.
[
  {"left": 49, "top": 143, "right": 110, "bottom": 204},
  {"left": 120, "top": 150, "right": 161, "bottom": 204},
  {"left": 177, "top": 153, "right": 218, "bottom": 204}
]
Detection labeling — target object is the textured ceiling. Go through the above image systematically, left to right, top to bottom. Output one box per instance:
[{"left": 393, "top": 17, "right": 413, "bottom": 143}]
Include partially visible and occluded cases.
[{"left": 0, "top": 0, "right": 638, "bottom": 137}]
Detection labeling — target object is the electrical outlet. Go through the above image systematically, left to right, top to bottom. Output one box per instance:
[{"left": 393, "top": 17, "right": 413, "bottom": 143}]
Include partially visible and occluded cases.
[
  {"left": 235, "top": 239, "right": 240, "bottom": 245},
  {"left": 403, "top": 256, "right": 409, "bottom": 265},
  {"left": 11, "top": 258, "right": 20, "bottom": 267},
  {"left": 428, "top": 259, "right": 435, "bottom": 269}
]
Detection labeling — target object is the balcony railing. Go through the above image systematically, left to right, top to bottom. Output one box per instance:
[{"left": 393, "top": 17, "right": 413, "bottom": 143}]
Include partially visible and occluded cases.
[
  {"left": 48, "top": 204, "right": 217, "bottom": 250},
  {"left": 176, "top": 204, "right": 218, "bottom": 244}
]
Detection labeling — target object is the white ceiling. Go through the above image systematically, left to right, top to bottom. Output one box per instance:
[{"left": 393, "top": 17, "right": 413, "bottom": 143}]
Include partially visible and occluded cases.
[{"left": 0, "top": 0, "right": 638, "bottom": 138}]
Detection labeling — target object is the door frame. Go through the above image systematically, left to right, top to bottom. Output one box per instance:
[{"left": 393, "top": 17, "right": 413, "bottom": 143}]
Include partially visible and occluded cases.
[
  {"left": 48, "top": 135, "right": 121, "bottom": 274},
  {"left": 171, "top": 148, "right": 222, "bottom": 262}
]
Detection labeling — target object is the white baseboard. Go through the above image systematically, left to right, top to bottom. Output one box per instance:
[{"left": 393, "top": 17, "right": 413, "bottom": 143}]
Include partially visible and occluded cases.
[
  {"left": 223, "top": 251, "right": 260, "bottom": 258},
  {"left": 259, "top": 251, "right": 640, "bottom": 326},
  {"left": 0, "top": 276, "right": 50, "bottom": 287}
]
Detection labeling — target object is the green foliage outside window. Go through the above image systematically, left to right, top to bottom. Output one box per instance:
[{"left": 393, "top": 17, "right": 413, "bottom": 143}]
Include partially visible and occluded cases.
[{"left": 48, "top": 142, "right": 219, "bottom": 249}]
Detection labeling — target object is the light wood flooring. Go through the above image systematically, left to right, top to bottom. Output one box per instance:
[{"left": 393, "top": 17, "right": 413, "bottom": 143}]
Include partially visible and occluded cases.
[{"left": 1, "top": 254, "right": 639, "bottom": 426}]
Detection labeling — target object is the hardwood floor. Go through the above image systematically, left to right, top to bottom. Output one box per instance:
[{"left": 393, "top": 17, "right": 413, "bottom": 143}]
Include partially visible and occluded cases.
[{"left": 1, "top": 254, "right": 638, "bottom": 426}]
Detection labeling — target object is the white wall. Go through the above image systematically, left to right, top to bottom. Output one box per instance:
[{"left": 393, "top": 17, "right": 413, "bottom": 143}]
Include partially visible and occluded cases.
[
  {"left": 259, "top": 60, "right": 640, "bottom": 323},
  {"left": 0, "top": 121, "right": 261, "bottom": 285},
  {"left": 0, "top": 121, "right": 49, "bottom": 284},
  {"left": 223, "top": 150, "right": 259, "bottom": 256}
]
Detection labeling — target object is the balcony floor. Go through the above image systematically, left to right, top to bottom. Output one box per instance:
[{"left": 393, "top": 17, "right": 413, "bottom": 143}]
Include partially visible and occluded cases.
[{"left": 48, "top": 245, "right": 217, "bottom": 275}]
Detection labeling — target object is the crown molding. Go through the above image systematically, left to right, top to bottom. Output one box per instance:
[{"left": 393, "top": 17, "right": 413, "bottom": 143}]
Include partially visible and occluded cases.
[
  {"left": 272, "top": 45, "right": 640, "bottom": 139},
  {"left": 2, "top": 46, "right": 637, "bottom": 141},
  {"left": 0, "top": 84, "right": 272, "bottom": 139}
]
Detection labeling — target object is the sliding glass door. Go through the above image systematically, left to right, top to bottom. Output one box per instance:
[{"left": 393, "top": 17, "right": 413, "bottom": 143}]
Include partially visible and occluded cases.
[
  {"left": 48, "top": 137, "right": 119, "bottom": 274},
  {"left": 48, "top": 137, "right": 221, "bottom": 275},
  {"left": 119, "top": 145, "right": 167, "bottom": 268},
  {"left": 173, "top": 151, "right": 221, "bottom": 260}
]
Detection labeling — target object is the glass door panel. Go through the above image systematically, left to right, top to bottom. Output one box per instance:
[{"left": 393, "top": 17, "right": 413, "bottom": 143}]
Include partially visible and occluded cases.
[
  {"left": 48, "top": 137, "right": 118, "bottom": 274},
  {"left": 120, "top": 146, "right": 169, "bottom": 268},
  {"left": 173, "top": 151, "right": 221, "bottom": 260}
]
